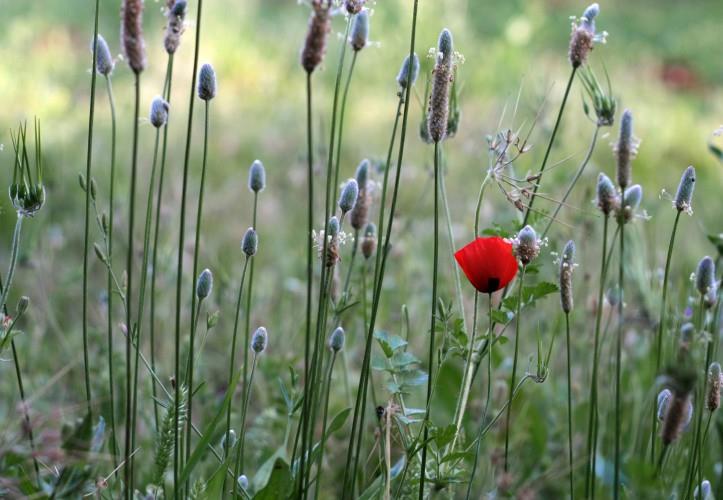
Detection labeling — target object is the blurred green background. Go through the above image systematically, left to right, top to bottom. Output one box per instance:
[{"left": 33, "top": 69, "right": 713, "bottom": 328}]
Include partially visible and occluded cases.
[{"left": 0, "top": 0, "right": 722, "bottom": 496}]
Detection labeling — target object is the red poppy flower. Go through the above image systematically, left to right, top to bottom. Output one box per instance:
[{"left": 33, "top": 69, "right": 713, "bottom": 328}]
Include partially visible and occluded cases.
[{"left": 454, "top": 237, "right": 518, "bottom": 293}]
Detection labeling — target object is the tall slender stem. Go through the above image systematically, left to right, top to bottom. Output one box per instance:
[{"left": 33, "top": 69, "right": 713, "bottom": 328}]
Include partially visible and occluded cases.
[
  {"left": 80, "top": 0, "right": 101, "bottom": 419},
  {"left": 342, "top": 0, "right": 420, "bottom": 490},
  {"left": 174, "top": 2, "right": 204, "bottom": 495},
  {"left": 330, "top": 51, "right": 358, "bottom": 212},
  {"left": 150, "top": 54, "right": 176, "bottom": 433},
  {"left": 124, "top": 71, "right": 141, "bottom": 499},
  {"left": 103, "top": 74, "right": 120, "bottom": 468},
  {"left": 185, "top": 100, "right": 211, "bottom": 479},
  {"left": 419, "top": 140, "right": 441, "bottom": 499},
  {"left": 650, "top": 210, "right": 682, "bottom": 462},
  {"left": 585, "top": 215, "right": 609, "bottom": 498},
  {"left": 0, "top": 216, "right": 23, "bottom": 313},
  {"left": 613, "top": 217, "right": 624, "bottom": 499},
  {"left": 504, "top": 265, "right": 526, "bottom": 472},
  {"left": 565, "top": 312, "right": 575, "bottom": 500},
  {"left": 313, "top": 351, "right": 338, "bottom": 500},
  {"left": 234, "top": 354, "right": 258, "bottom": 496}
]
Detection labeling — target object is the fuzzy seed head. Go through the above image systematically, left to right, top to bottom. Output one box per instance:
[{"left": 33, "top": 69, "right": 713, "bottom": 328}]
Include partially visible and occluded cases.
[
  {"left": 121, "top": 0, "right": 146, "bottom": 74},
  {"left": 164, "top": 0, "right": 187, "bottom": 54},
  {"left": 345, "top": 0, "right": 365, "bottom": 14},
  {"left": 301, "top": 1, "right": 331, "bottom": 74},
  {"left": 568, "top": 3, "right": 599, "bottom": 67},
  {"left": 581, "top": 3, "right": 600, "bottom": 32},
  {"left": 350, "top": 10, "right": 369, "bottom": 51},
  {"left": 428, "top": 29, "right": 454, "bottom": 143},
  {"left": 93, "top": 34, "right": 114, "bottom": 76},
  {"left": 397, "top": 53, "right": 420, "bottom": 90},
  {"left": 197, "top": 63, "right": 217, "bottom": 100},
  {"left": 149, "top": 96, "right": 170, "bottom": 128},
  {"left": 615, "top": 109, "right": 634, "bottom": 188},
  {"left": 354, "top": 158, "right": 369, "bottom": 187},
  {"left": 248, "top": 160, "right": 266, "bottom": 193},
  {"left": 350, "top": 161, "right": 371, "bottom": 230},
  {"left": 674, "top": 166, "right": 696, "bottom": 213},
  {"left": 596, "top": 173, "right": 619, "bottom": 215},
  {"left": 339, "top": 179, "right": 359, "bottom": 214},
  {"left": 617, "top": 184, "right": 642, "bottom": 223},
  {"left": 327, "top": 216, "right": 340, "bottom": 238},
  {"left": 361, "top": 222, "right": 377, "bottom": 259},
  {"left": 513, "top": 225, "right": 540, "bottom": 265},
  {"left": 242, "top": 227, "right": 258, "bottom": 257},
  {"left": 559, "top": 240, "right": 575, "bottom": 313},
  {"left": 695, "top": 256, "right": 716, "bottom": 297},
  {"left": 196, "top": 269, "right": 213, "bottom": 299},
  {"left": 17, "top": 296, "right": 30, "bottom": 316},
  {"left": 251, "top": 326, "right": 268, "bottom": 353},
  {"left": 329, "top": 326, "right": 345, "bottom": 352},
  {"left": 707, "top": 362, "right": 721, "bottom": 412},
  {"left": 656, "top": 389, "right": 672, "bottom": 421},
  {"left": 661, "top": 392, "right": 693, "bottom": 445},
  {"left": 221, "top": 429, "right": 237, "bottom": 453},
  {"left": 695, "top": 480, "right": 712, "bottom": 500}
]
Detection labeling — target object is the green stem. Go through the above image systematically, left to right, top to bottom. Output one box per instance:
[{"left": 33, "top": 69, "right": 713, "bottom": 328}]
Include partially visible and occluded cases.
[
  {"left": 80, "top": 0, "right": 100, "bottom": 422},
  {"left": 342, "top": 0, "right": 419, "bottom": 493},
  {"left": 174, "top": 1, "right": 204, "bottom": 495},
  {"left": 330, "top": 50, "right": 358, "bottom": 212},
  {"left": 150, "top": 53, "right": 175, "bottom": 434},
  {"left": 522, "top": 66, "right": 577, "bottom": 227},
  {"left": 123, "top": 72, "right": 141, "bottom": 499},
  {"left": 103, "top": 73, "right": 120, "bottom": 469},
  {"left": 185, "top": 100, "right": 211, "bottom": 484},
  {"left": 541, "top": 124, "right": 600, "bottom": 239},
  {"left": 419, "top": 140, "right": 441, "bottom": 499},
  {"left": 650, "top": 210, "right": 682, "bottom": 462},
  {"left": 585, "top": 215, "right": 609, "bottom": 498},
  {"left": 0, "top": 216, "right": 23, "bottom": 314},
  {"left": 613, "top": 217, "right": 624, "bottom": 499},
  {"left": 222, "top": 257, "right": 250, "bottom": 496},
  {"left": 504, "top": 265, "right": 526, "bottom": 472},
  {"left": 566, "top": 312, "right": 575, "bottom": 500},
  {"left": 313, "top": 351, "right": 338, "bottom": 500},
  {"left": 234, "top": 354, "right": 258, "bottom": 496}
]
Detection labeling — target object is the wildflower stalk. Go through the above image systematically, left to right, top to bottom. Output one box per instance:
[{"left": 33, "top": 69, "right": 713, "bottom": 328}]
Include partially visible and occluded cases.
[
  {"left": 80, "top": 0, "right": 101, "bottom": 419},
  {"left": 174, "top": 0, "right": 204, "bottom": 493},
  {"left": 342, "top": 1, "right": 420, "bottom": 494},
  {"left": 330, "top": 50, "right": 358, "bottom": 212},
  {"left": 150, "top": 54, "right": 176, "bottom": 433},
  {"left": 522, "top": 67, "right": 577, "bottom": 227},
  {"left": 124, "top": 71, "right": 141, "bottom": 497},
  {"left": 102, "top": 72, "right": 120, "bottom": 466},
  {"left": 185, "top": 99, "right": 212, "bottom": 477},
  {"left": 541, "top": 124, "right": 600, "bottom": 239},
  {"left": 419, "top": 140, "right": 441, "bottom": 498},
  {"left": 239, "top": 192, "right": 259, "bottom": 471},
  {"left": 650, "top": 210, "right": 682, "bottom": 461},
  {"left": 613, "top": 213, "right": 624, "bottom": 499},
  {"left": 585, "top": 215, "right": 609, "bottom": 498},
  {"left": 0, "top": 216, "right": 22, "bottom": 313},
  {"left": 222, "top": 256, "right": 250, "bottom": 495},
  {"left": 503, "top": 265, "right": 526, "bottom": 472},
  {"left": 565, "top": 311, "right": 574, "bottom": 499},
  {"left": 234, "top": 342, "right": 263, "bottom": 497},
  {"left": 313, "top": 349, "right": 339, "bottom": 500}
]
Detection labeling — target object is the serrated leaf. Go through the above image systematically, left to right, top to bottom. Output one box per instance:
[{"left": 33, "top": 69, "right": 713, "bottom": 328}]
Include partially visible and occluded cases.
[{"left": 374, "top": 330, "right": 407, "bottom": 358}]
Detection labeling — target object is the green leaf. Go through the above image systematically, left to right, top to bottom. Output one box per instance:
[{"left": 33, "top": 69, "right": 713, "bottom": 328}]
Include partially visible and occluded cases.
[
  {"left": 709, "top": 143, "right": 723, "bottom": 162},
  {"left": 490, "top": 309, "right": 512, "bottom": 324},
  {"left": 374, "top": 330, "right": 407, "bottom": 358},
  {"left": 391, "top": 351, "right": 419, "bottom": 368},
  {"left": 399, "top": 369, "right": 428, "bottom": 387},
  {"left": 327, "top": 407, "right": 351, "bottom": 436},
  {"left": 432, "top": 424, "right": 456, "bottom": 449},
  {"left": 253, "top": 446, "right": 287, "bottom": 493},
  {"left": 255, "top": 458, "right": 292, "bottom": 500}
]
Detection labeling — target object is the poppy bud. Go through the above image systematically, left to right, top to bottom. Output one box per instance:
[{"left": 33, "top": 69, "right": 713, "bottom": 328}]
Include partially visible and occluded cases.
[
  {"left": 121, "top": 0, "right": 146, "bottom": 74},
  {"left": 164, "top": 0, "right": 187, "bottom": 54},
  {"left": 301, "top": 1, "right": 331, "bottom": 74},
  {"left": 350, "top": 9, "right": 369, "bottom": 52},
  {"left": 428, "top": 29, "right": 454, "bottom": 143},
  {"left": 93, "top": 34, "right": 114, "bottom": 76},
  {"left": 397, "top": 53, "right": 420, "bottom": 90},
  {"left": 198, "top": 63, "right": 217, "bottom": 101},
  {"left": 150, "top": 96, "right": 170, "bottom": 128},
  {"left": 615, "top": 109, "right": 634, "bottom": 189},
  {"left": 248, "top": 160, "right": 266, "bottom": 193},
  {"left": 674, "top": 166, "right": 696, "bottom": 213},
  {"left": 596, "top": 172, "right": 619, "bottom": 215},
  {"left": 339, "top": 179, "right": 359, "bottom": 215},
  {"left": 361, "top": 223, "right": 377, "bottom": 259},
  {"left": 513, "top": 225, "right": 540, "bottom": 265},
  {"left": 242, "top": 228, "right": 258, "bottom": 257},
  {"left": 559, "top": 240, "right": 575, "bottom": 313},
  {"left": 196, "top": 268, "right": 213, "bottom": 299},
  {"left": 16, "top": 296, "right": 29, "bottom": 316},
  {"left": 251, "top": 326, "right": 268, "bottom": 353},
  {"left": 329, "top": 326, "right": 345, "bottom": 352},
  {"left": 706, "top": 362, "right": 721, "bottom": 412},
  {"left": 221, "top": 429, "right": 237, "bottom": 453},
  {"left": 237, "top": 474, "right": 249, "bottom": 490}
]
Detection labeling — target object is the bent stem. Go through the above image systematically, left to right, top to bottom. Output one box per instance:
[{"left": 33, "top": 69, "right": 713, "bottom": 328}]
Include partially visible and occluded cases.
[
  {"left": 419, "top": 140, "right": 441, "bottom": 499},
  {"left": 650, "top": 210, "right": 681, "bottom": 462},
  {"left": 585, "top": 215, "right": 609, "bottom": 498},
  {"left": 504, "top": 264, "right": 526, "bottom": 472}
]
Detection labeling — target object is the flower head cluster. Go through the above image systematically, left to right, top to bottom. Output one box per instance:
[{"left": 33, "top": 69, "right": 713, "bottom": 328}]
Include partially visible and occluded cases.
[
  {"left": 568, "top": 3, "right": 607, "bottom": 68},
  {"left": 9, "top": 120, "right": 45, "bottom": 217},
  {"left": 312, "top": 218, "right": 352, "bottom": 267},
  {"left": 512, "top": 225, "right": 542, "bottom": 266}
]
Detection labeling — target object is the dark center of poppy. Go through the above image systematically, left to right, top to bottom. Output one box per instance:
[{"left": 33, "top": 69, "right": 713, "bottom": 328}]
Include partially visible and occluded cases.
[{"left": 487, "top": 277, "right": 500, "bottom": 291}]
